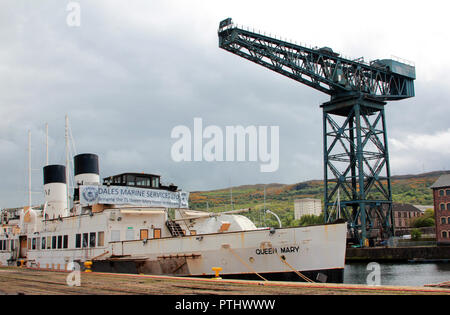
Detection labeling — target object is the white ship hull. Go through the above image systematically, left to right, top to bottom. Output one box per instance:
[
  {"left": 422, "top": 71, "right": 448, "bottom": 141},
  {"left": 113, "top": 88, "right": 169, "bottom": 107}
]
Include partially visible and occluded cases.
[
  {"left": 0, "top": 214, "right": 347, "bottom": 283},
  {"left": 107, "top": 222, "right": 346, "bottom": 282}
]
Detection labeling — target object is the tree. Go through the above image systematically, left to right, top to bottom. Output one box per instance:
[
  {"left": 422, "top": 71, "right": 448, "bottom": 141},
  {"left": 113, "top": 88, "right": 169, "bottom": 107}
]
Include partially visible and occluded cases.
[
  {"left": 412, "top": 209, "right": 435, "bottom": 228},
  {"left": 295, "top": 213, "right": 324, "bottom": 227},
  {"left": 411, "top": 228, "right": 422, "bottom": 241}
]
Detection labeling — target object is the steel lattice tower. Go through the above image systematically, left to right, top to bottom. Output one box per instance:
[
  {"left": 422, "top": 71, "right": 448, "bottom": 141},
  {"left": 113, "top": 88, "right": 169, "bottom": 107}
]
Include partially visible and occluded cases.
[{"left": 218, "top": 18, "right": 416, "bottom": 246}]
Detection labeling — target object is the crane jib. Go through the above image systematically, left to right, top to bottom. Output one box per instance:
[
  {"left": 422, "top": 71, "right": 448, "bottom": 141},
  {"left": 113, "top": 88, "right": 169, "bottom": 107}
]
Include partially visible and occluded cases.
[{"left": 218, "top": 23, "right": 415, "bottom": 101}]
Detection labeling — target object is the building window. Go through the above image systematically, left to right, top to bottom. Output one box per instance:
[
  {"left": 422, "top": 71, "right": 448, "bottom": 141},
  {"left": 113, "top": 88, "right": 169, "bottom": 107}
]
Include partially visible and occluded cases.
[
  {"left": 446, "top": 189, "right": 450, "bottom": 196},
  {"left": 440, "top": 190, "right": 445, "bottom": 196},
  {"left": 440, "top": 203, "right": 446, "bottom": 211},
  {"left": 447, "top": 204, "right": 450, "bottom": 211},
  {"left": 442, "top": 217, "right": 447, "bottom": 224},
  {"left": 97, "top": 231, "right": 104, "bottom": 247},
  {"left": 442, "top": 231, "right": 448, "bottom": 239},
  {"left": 89, "top": 232, "right": 96, "bottom": 248},
  {"left": 75, "top": 234, "right": 81, "bottom": 248},
  {"left": 63, "top": 235, "right": 68, "bottom": 249},
  {"left": 47, "top": 236, "right": 51, "bottom": 249},
  {"left": 41, "top": 237, "right": 46, "bottom": 250}
]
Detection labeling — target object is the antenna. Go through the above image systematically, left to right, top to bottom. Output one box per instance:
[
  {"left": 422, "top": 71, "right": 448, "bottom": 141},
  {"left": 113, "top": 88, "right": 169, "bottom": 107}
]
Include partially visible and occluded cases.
[{"left": 229, "top": 177, "right": 233, "bottom": 210}]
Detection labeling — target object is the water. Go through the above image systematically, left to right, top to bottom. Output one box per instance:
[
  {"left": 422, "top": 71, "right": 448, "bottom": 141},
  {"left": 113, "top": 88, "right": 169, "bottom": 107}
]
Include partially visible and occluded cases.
[{"left": 344, "top": 262, "right": 450, "bottom": 287}]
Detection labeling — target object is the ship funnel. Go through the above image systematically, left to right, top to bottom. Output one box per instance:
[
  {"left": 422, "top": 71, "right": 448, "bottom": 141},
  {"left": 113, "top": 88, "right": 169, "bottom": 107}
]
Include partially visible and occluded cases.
[
  {"left": 74, "top": 153, "right": 99, "bottom": 186},
  {"left": 43, "top": 164, "right": 68, "bottom": 219}
]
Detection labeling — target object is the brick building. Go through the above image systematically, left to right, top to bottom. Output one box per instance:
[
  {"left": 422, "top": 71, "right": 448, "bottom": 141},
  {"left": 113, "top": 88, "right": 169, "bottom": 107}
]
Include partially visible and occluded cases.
[
  {"left": 430, "top": 174, "right": 450, "bottom": 245},
  {"left": 392, "top": 203, "right": 423, "bottom": 231}
]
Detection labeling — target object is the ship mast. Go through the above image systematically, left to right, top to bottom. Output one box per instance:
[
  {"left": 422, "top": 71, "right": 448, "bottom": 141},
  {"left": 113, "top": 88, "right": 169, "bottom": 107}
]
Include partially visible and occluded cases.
[
  {"left": 65, "top": 115, "right": 70, "bottom": 214},
  {"left": 45, "top": 123, "right": 49, "bottom": 166},
  {"left": 28, "top": 130, "right": 32, "bottom": 208}
]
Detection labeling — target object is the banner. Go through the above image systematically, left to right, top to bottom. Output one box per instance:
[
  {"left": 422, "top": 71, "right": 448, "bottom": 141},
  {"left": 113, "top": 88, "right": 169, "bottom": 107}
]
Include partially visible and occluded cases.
[{"left": 79, "top": 185, "right": 189, "bottom": 208}]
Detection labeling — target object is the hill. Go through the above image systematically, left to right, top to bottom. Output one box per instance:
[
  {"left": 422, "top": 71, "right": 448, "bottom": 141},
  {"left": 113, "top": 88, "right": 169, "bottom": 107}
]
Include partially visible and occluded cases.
[{"left": 188, "top": 171, "right": 448, "bottom": 228}]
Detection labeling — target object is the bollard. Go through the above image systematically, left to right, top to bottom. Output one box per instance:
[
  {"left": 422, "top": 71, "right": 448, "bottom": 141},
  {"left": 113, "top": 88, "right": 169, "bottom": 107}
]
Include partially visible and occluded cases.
[
  {"left": 84, "top": 261, "right": 92, "bottom": 273},
  {"left": 212, "top": 267, "right": 222, "bottom": 279}
]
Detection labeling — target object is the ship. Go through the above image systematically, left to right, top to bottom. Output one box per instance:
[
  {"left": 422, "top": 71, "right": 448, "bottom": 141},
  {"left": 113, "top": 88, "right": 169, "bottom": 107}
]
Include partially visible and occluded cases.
[{"left": 0, "top": 153, "right": 347, "bottom": 283}]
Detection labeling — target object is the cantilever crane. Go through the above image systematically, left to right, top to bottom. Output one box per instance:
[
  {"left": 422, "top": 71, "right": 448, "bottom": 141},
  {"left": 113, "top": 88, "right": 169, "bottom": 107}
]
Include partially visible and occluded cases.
[{"left": 218, "top": 18, "right": 416, "bottom": 246}]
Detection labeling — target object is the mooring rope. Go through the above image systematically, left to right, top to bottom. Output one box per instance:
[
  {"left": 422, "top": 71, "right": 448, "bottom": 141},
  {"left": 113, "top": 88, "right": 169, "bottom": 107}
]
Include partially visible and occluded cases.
[
  {"left": 227, "top": 247, "right": 268, "bottom": 282},
  {"left": 277, "top": 254, "right": 314, "bottom": 283}
]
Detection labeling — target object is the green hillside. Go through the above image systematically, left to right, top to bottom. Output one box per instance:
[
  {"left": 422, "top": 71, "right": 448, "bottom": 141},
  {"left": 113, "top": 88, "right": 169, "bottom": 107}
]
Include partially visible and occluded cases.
[{"left": 188, "top": 171, "right": 448, "bottom": 228}]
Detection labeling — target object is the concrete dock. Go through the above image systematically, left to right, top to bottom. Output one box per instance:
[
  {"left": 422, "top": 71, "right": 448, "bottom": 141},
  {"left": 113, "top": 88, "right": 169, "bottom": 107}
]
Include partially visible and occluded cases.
[{"left": 0, "top": 267, "right": 449, "bottom": 295}]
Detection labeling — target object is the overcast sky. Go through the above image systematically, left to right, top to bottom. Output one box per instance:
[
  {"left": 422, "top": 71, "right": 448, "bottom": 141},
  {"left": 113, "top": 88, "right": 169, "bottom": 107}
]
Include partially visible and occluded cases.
[{"left": 1, "top": 0, "right": 450, "bottom": 208}]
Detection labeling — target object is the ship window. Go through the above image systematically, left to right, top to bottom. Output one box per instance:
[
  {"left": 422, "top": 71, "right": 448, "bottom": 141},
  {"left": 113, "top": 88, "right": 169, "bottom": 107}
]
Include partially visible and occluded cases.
[
  {"left": 126, "top": 175, "right": 136, "bottom": 186},
  {"left": 136, "top": 176, "right": 150, "bottom": 187},
  {"left": 152, "top": 177, "right": 159, "bottom": 188},
  {"left": 126, "top": 228, "right": 134, "bottom": 241},
  {"left": 140, "top": 229, "right": 148, "bottom": 240},
  {"left": 111, "top": 230, "right": 120, "bottom": 242},
  {"left": 97, "top": 231, "right": 104, "bottom": 246},
  {"left": 89, "top": 232, "right": 96, "bottom": 247},
  {"left": 82, "top": 233, "right": 89, "bottom": 248},
  {"left": 75, "top": 234, "right": 81, "bottom": 248},
  {"left": 63, "top": 235, "right": 68, "bottom": 249},
  {"left": 52, "top": 236, "right": 57, "bottom": 249},
  {"left": 57, "top": 236, "right": 62, "bottom": 249},
  {"left": 41, "top": 237, "right": 46, "bottom": 250}
]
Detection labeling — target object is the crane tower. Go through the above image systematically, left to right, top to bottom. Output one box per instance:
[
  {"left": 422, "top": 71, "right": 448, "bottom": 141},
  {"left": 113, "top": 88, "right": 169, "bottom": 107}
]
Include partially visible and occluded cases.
[{"left": 218, "top": 18, "right": 416, "bottom": 246}]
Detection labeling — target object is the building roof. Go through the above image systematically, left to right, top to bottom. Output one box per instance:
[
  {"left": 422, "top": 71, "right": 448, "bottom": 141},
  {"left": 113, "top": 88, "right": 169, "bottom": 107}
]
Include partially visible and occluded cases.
[
  {"left": 430, "top": 174, "right": 450, "bottom": 189},
  {"left": 381, "top": 203, "right": 422, "bottom": 213},
  {"left": 392, "top": 203, "right": 422, "bottom": 213}
]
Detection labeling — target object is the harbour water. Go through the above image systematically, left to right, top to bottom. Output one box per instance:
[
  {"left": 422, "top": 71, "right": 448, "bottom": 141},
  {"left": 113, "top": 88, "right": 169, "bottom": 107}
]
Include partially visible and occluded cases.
[{"left": 344, "top": 262, "right": 450, "bottom": 287}]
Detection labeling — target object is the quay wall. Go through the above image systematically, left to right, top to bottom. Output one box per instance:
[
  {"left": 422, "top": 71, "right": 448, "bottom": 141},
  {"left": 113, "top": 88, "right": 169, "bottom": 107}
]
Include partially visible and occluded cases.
[{"left": 346, "top": 246, "right": 450, "bottom": 262}]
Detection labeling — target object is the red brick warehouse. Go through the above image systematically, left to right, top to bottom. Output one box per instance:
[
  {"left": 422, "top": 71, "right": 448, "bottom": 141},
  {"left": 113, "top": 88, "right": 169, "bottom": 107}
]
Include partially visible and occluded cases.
[{"left": 430, "top": 174, "right": 450, "bottom": 245}]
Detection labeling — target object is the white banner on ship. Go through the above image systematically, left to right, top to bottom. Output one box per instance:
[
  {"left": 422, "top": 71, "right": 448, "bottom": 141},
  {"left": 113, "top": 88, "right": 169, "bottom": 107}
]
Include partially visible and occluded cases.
[{"left": 79, "top": 185, "right": 189, "bottom": 208}]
